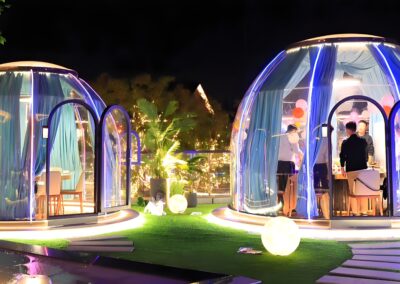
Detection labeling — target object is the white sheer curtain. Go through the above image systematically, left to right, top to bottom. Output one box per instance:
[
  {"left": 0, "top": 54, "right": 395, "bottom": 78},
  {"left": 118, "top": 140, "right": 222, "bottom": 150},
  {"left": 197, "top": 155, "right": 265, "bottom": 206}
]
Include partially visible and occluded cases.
[{"left": 330, "top": 46, "right": 392, "bottom": 166}]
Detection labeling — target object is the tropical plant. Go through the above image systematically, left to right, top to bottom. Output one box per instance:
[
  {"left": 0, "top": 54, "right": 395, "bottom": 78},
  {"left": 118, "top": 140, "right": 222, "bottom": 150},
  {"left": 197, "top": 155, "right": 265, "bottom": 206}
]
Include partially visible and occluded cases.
[
  {"left": 92, "top": 74, "right": 230, "bottom": 149},
  {"left": 137, "top": 98, "right": 196, "bottom": 179},
  {"left": 177, "top": 156, "right": 206, "bottom": 193},
  {"left": 169, "top": 180, "right": 186, "bottom": 196}
]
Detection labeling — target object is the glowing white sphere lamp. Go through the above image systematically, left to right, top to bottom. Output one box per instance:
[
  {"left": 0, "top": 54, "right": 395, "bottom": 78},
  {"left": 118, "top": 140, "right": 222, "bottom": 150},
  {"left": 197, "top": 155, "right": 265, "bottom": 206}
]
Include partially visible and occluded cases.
[
  {"left": 168, "top": 194, "right": 188, "bottom": 214},
  {"left": 261, "top": 216, "right": 300, "bottom": 256}
]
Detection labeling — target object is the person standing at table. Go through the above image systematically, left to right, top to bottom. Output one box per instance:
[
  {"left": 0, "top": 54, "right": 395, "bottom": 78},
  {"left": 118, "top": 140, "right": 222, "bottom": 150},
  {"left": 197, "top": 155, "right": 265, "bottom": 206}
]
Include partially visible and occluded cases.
[
  {"left": 357, "top": 120, "right": 374, "bottom": 165},
  {"left": 340, "top": 121, "right": 368, "bottom": 216},
  {"left": 277, "top": 124, "right": 303, "bottom": 216}
]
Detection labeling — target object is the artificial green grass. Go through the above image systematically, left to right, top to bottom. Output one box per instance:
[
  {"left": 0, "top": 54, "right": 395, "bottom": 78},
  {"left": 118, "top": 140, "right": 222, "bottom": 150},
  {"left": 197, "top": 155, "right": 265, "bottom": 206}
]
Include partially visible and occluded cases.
[
  {"left": 6, "top": 204, "right": 351, "bottom": 283},
  {"left": 111, "top": 204, "right": 351, "bottom": 283},
  {"left": 8, "top": 238, "right": 69, "bottom": 249}
]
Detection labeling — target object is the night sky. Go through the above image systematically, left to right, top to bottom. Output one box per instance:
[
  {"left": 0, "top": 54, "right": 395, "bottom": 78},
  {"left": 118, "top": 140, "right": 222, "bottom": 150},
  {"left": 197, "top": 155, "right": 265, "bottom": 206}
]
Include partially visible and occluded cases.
[{"left": 1, "top": 0, "right": 400, "bottom": 112}]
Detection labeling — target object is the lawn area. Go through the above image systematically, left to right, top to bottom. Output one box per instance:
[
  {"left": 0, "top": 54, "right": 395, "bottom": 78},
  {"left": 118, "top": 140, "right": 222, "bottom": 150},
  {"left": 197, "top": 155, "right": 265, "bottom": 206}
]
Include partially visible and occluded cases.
[{"left": 8, "top": 204, "right": 351, "bottom": 283}]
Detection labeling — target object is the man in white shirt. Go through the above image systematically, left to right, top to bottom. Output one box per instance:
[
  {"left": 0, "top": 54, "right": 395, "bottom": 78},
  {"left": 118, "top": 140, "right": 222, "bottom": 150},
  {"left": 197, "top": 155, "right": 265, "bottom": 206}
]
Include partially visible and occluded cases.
[
  {"left": 277, "top": 125, "right": 303, "bottom": 216},
  {"left": 277, "top": 125, "right": 303, "bottom": 183}
]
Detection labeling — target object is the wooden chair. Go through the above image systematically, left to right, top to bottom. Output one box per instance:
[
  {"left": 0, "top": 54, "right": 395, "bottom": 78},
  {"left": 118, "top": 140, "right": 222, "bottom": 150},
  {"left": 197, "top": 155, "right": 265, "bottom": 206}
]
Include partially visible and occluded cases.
[
  {"left": 36, "top": 171, "right": 62, "bottom": 218},
  {"left": 48, "top": 171, "right": 62, "bottom": 216},
  {"left": 36, "top": 173, "right": 46, "bottom": 219},
  {"left": 61, "top": 173, "right": 84, "bottom": 213}
]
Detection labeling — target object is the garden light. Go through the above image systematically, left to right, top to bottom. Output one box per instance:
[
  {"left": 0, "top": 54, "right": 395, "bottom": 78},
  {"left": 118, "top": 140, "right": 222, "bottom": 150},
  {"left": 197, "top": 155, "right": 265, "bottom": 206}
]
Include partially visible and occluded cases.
[
  {"left": 168, "top": 194, "right": 188, "bottom": 214},
  {"left": 261, "top": 217, "right": 300, "bottom": 256}
]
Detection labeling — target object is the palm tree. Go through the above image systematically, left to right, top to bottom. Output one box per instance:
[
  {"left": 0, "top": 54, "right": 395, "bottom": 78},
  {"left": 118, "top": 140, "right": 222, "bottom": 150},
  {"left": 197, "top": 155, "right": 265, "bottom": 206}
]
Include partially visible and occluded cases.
[{"left": 137, "top": 98, "right": 196, "bottom": 198}]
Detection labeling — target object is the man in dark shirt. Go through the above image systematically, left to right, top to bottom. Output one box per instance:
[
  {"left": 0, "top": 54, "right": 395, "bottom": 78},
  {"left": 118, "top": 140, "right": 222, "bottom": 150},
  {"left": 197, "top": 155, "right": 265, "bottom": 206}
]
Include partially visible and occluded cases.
[
  {"left": 357, "top": 120, "right": 374, "bottom": 164},
  {"left": 340, "top": 121, "right": 368, "bottom": 175},
  {"left": 340, "top": 121, "right": 368, "bottom": 216}
]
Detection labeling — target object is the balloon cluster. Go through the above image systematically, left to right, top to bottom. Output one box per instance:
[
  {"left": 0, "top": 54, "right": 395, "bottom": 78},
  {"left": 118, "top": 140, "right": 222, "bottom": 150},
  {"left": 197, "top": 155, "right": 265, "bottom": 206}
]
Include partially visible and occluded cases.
[{"left": 292, "top": 99, "right": 308, "bottom": 128}]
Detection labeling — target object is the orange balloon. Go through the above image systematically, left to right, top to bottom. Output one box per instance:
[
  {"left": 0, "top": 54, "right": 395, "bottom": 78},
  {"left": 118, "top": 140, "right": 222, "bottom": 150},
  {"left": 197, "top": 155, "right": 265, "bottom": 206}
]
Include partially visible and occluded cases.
[
  {"left": 383, "top": 105, "right": 391, "bottom": 117},
  {"left": 292, "top": 107, "right": 304, "bottom": 119},
  {"left": 233, "top": 119, "right": 240, "bottom": 131}
]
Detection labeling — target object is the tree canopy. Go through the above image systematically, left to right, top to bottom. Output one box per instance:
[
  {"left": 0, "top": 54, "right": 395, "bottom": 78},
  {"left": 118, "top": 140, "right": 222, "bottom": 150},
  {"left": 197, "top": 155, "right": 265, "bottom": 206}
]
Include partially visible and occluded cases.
[{"left": 91, "top": 73, "right": 230, "bottom": 150}]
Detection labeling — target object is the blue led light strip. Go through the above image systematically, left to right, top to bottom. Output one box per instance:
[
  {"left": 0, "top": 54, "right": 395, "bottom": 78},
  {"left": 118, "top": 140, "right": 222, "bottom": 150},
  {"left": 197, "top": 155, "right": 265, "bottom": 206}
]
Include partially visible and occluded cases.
[
  {"left": 305, "top": 45, "right": 323, "bottom": 221},
  {"left": 29, "top": 70, "right": 34, "bottom": 222}
]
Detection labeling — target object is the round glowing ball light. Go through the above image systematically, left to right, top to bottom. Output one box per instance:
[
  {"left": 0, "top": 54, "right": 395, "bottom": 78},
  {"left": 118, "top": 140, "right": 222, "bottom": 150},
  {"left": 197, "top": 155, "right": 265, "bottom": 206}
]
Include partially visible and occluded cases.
[
  {"left": 168, "top": 194, "right": 188, "bottom": 214},
  {"left": 261, "top": 217, "right": 301, "bottom": 256}
]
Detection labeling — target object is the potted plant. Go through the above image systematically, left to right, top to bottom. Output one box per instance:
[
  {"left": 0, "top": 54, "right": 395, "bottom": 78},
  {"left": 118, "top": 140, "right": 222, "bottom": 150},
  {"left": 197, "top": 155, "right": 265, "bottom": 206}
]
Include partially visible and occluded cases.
[
  {"left": 137, "top": 98, "right": 195, "bottom": 200},
  {"left": 182, "top": 156, "right": 206, "bottom": 207}
]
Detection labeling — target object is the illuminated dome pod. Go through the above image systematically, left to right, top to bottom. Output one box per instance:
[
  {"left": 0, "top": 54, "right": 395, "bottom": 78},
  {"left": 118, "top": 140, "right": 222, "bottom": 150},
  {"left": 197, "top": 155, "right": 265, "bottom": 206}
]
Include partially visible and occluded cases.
[
  {"left": 231, "top": 34, "right": 400, "bottom": 226},
  {"left": 0, "top": 62, "right": 140, "bottom": 226}
]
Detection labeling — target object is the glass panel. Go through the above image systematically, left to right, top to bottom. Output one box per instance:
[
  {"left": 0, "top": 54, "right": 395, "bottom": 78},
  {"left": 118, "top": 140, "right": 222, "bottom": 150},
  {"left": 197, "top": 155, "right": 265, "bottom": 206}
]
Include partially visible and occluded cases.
[
  {"left": 231, "top": 48, "right": 312, "bottom": 216},
  {"left": 0, "top": 71, "right": 32, "bottom": 220},
  {"left": 331, "top": 99, "right": 387, "bottom": 217},
  {"left": 46, "top": 104, "right": 95, "bottom": 217},
  {"left": 392, "top": 107, "right": 400, "bottom": 216},
  {"left": 102, "top": 109, "right": 129, "bottom": 209}
]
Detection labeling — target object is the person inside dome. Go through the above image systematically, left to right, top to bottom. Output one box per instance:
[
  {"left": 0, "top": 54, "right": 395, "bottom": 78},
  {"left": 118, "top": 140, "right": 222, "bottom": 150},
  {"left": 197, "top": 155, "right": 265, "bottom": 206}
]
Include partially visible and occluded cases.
[
  {"left": 357, "top": 120, "right": 374, "bottom": 165},
  {"left": 277, "top": 124, "right": 303, "bottom": 216}
]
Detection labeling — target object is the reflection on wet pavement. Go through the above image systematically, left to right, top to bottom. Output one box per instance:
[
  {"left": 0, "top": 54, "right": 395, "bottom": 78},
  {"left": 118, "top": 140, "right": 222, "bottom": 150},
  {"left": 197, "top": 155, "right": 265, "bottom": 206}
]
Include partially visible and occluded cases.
[
  {"left": 0, "top": 249, "right": 194, "bottom": 283},
  {"left": 0, "top": 250, "right": 88, "bottom": 283}
]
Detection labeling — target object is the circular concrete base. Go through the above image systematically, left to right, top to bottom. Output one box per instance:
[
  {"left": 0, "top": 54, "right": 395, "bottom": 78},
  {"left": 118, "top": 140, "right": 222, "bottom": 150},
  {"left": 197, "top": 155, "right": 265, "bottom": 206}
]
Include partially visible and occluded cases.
[
  {"left": 209, "top": 207, "right": 400, "bottom": 241},
  {"left": 0, "top": 209, "right": 144, "bottom": 239}
]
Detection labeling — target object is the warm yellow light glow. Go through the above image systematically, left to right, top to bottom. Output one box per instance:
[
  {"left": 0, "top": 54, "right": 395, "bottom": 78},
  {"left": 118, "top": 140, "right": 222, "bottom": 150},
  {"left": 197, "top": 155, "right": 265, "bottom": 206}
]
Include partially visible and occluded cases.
[
  {"left": 168, "top": 194, "right": 188, "bottom": 214},
  {"left": 243, "top": 202, "right": 282, "bottom": 215},
  {"left": 207, "top": 207, "right": 400, "bottom": 241},
  {"left": 0, "top": 211, "right": 144, "bottom": 240},
  {"left": 261, "top": 217, "right": 300, "bottom": 256}
]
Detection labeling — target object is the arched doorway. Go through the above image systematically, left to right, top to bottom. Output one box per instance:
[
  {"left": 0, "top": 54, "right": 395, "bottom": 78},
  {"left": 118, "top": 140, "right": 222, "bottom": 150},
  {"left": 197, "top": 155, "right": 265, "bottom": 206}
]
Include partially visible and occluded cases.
[
  {"left": 327, "top": 95, "right": 390, "bottom": 218},
  {"left": 45, "top": 99, "right": 99, "bottom": 219},
  {"left": 389, "top": 101, "right": 400, "bottom": 217},
  {"left": 99, "top": 105, "right": 132, "bottom": 213}
]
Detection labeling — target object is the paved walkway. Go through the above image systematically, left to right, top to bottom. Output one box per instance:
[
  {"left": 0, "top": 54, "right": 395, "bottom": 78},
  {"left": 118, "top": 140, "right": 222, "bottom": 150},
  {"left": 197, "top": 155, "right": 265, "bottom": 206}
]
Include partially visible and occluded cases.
[{"left": 317, "top": 242, "right": 400, "bottom": 283}]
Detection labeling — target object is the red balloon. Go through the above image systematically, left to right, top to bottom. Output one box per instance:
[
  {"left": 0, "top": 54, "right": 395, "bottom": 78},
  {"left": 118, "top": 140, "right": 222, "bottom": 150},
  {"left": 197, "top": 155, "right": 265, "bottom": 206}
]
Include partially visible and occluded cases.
[
  {"left": 383, "top": 105, "right": 391, "bottom": 117},
  {"left": 292, "top": 107, "right": 304, "bottom": 119}
]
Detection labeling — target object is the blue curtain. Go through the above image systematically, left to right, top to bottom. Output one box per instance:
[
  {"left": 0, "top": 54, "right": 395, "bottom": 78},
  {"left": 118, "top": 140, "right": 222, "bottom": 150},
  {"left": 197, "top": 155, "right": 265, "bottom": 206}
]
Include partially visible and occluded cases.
[
  {"left": 369, "top": 44, "right": 400, "bottom": 101},
  {"left": 369, "top": 44, "right": 400, "bottom": 216},
  {"left": 296, "top": 45, "right": 337, "bottom": 219},
  {"left": 334, "top": 46, "right": 392, "bottom": 106},
  {"left": 242, "top": 49, "right": 308, "bottom": 214},
  {"left": 0, "top": 72, "right": 29, "bottom": 219},
  {"left": 33, "top": 73, "right": 65, "bottom": 176},
  {"left": 50, "top": 106, "right": 82, "bottom": 189}
]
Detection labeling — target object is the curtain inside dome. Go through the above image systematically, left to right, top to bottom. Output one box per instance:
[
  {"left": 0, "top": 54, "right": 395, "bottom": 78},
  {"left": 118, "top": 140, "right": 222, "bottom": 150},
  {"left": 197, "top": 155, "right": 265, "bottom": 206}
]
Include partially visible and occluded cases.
[
  {"left": 296, "top": 45, "right": 337, "bottom": 219},
  {"left": 242, "top": 49, "right": 309, "bottom": 214},
  {"left": 0, "top": 72, "right": 29, "bottom": 220}
]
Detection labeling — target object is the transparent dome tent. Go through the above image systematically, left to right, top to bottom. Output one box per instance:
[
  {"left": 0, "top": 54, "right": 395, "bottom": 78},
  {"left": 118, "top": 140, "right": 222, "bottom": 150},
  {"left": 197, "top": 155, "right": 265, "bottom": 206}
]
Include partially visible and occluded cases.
[
  {"left": 231, "top": 34, "right": 400, "bottom": 222},
  {"left": 0, "top": 61, "right": 139, "bottom": 223}
]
